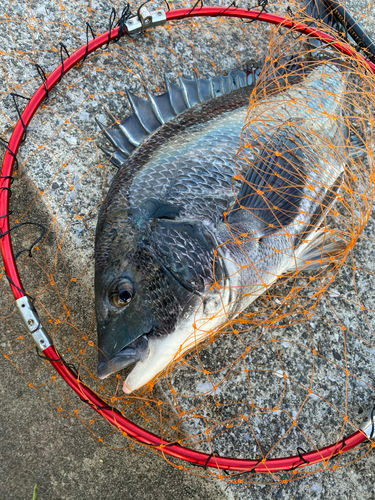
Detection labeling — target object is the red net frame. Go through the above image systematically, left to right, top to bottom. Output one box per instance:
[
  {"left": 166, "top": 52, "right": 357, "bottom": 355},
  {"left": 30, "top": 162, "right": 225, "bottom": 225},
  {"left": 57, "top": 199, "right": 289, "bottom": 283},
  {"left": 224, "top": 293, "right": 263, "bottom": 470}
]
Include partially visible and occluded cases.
[{"left": 1, "top": 6, "right": 375, "bottom": 474}]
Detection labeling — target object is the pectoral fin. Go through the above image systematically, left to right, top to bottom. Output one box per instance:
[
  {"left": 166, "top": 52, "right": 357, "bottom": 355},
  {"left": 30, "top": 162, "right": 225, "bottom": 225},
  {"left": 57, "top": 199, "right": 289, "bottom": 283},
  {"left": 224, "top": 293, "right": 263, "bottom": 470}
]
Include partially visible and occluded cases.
[
  {"left": 227, "top": 128, "right": 307, "bottom": 232},
  {"left": 346, "top": 129, "right": 367, "bottom": 159}
]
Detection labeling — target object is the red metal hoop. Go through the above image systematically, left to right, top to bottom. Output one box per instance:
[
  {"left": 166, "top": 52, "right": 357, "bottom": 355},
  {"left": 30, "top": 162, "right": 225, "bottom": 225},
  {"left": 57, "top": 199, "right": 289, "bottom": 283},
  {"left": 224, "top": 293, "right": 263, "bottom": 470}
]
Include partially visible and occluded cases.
[{"left": 1, "top": 6, "right": 374, "bottom": 473}]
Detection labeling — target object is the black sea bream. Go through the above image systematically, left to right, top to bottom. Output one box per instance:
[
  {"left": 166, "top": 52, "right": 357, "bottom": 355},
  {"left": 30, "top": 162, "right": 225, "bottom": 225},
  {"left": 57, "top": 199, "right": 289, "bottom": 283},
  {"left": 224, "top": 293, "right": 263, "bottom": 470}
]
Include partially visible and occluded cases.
[{"left": 94, "top": 0, "right": 365, "bottom": 393}]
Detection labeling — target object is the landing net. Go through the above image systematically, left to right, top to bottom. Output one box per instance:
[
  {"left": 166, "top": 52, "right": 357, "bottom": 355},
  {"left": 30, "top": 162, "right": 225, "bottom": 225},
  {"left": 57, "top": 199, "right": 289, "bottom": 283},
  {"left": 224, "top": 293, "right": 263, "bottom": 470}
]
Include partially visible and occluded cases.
[{"left": 1, "top": 0, "right": 375, "bottom": 484}]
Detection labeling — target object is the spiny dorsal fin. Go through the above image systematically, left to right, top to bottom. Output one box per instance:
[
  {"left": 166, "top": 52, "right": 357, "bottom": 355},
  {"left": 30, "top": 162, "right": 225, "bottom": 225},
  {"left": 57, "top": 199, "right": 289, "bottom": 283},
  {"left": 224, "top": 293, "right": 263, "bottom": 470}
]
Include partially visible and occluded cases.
[
  {"left": 97, "top": 68, "right": 260, "bottom": 167},
  {"left": 228, "top": 69, "right": 248, "bottom": 89},
  {"left": 179, "top": 76, "right": 201, "bottom": 107},
  {"left": 210, "top": 76, "right": 225, "bottom": 97},
  {"left": 165, "top": 77, "right": 189, "bottom": 114},
  {"left": 197, "top": 77, "right": 213, "bottom": 101},
  {"left": 126, "top": 89, "right": 162, "bottom": 133},
  {"left": 146, "top": 90, "right": 176, "bottom": 123},
  {"left": 119, "top": 113, "right": 148, "bottom": 147},
  {"left": 95, "top": 118, "right": 134, "bottom": 156},
  {"left": 98, "top": 144, "right": 128, "bottom": 168}
]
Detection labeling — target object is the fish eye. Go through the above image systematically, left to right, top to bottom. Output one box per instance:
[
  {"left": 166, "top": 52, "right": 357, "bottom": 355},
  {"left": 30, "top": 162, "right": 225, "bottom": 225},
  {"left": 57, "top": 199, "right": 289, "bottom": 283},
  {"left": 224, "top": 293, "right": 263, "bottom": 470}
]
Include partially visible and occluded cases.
[{"left": 110, "top": 279, "right": 134, "bottom": 308}]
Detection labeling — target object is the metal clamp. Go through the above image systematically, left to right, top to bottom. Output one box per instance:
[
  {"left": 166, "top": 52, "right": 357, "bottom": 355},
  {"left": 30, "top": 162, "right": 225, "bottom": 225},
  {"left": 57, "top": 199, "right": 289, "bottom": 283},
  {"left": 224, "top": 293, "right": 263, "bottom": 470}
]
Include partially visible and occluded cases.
[
  {"left": 125, "top": 8, "right": 166, "bottom": 35},
  {"left": 16, "top": 296, "right": 52, "bottom": 351}
]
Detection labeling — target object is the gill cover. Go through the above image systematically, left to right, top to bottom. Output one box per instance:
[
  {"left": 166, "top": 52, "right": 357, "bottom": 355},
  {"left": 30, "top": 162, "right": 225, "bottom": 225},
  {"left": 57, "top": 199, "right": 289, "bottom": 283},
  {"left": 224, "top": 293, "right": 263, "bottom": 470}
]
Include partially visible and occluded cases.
[{"left": 146, "top": 218, "right": 222, "bottom": 293}]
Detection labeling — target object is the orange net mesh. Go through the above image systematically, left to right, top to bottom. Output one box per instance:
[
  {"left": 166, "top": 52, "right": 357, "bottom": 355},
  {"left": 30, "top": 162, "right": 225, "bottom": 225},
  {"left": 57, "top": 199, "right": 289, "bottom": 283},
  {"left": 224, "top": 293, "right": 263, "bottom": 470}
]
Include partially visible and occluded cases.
[{"left": 1, "top": 0, "right": 375, "bottom": 485}]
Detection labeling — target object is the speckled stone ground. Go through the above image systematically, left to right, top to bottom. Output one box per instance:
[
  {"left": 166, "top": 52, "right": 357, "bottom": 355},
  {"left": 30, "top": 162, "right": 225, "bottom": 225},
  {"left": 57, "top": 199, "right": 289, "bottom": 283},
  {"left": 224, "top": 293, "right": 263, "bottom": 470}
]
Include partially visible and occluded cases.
[{"left": 1, "top": 0, "right": 375, "bottom": 499}]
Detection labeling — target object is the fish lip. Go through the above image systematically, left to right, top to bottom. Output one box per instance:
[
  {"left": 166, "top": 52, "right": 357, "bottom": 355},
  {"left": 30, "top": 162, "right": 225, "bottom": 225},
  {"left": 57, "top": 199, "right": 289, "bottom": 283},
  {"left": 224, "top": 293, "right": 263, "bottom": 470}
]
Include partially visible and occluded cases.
[{"left": 97, "top": 335, "right": 149, "bottom": 380}]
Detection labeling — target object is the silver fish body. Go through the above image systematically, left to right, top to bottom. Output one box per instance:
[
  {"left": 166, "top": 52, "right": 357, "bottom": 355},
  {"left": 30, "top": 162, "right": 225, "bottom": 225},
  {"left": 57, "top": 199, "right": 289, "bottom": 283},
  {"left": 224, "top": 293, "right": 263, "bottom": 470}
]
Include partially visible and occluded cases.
[{"left": 95, "top": 57, "right": 361, "bottom": 393}]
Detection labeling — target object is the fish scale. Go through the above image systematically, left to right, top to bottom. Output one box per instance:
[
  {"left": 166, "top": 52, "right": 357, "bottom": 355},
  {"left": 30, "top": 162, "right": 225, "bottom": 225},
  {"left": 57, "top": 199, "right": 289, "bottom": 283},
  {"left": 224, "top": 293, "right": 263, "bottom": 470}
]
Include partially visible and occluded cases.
[{"left": 128, "top": 116, "right": 249, "bottom": 223}]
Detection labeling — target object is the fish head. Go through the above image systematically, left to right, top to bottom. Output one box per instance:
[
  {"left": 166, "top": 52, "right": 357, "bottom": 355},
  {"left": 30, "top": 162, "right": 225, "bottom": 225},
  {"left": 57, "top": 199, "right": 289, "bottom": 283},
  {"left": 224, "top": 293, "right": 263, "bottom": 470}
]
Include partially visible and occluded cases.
[
  {"left": 95, "top": 213, "right": 220, "bottom": 387},
  {"left": 95, "top": 243, "right": 190, "bottom": 379}
]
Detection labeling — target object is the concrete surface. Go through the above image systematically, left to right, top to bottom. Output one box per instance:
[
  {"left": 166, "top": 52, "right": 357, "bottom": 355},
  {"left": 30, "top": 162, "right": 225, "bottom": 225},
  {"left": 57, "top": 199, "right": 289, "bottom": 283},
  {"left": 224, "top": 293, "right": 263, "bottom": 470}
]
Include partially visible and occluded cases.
[
  {"left": 1, "top": 0, "right": 375, "bottom": 499},
  {"left": 0, "top": 354, "right": 229, "bottom": 500}
]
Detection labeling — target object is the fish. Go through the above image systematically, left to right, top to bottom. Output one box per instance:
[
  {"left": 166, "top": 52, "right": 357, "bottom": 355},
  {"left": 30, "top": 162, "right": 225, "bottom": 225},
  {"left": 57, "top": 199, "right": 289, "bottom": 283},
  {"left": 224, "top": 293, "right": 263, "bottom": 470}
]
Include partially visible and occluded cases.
[{"left": 94, "top": 0, "right": 366, "bottom": 393}]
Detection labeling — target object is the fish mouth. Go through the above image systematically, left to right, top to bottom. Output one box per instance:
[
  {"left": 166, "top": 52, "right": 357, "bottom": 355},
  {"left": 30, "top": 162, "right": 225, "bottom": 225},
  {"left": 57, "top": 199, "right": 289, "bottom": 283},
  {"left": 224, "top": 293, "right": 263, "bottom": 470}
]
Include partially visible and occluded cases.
[{"left": 97, "top": 334, "right": 149, "bottom": 380}]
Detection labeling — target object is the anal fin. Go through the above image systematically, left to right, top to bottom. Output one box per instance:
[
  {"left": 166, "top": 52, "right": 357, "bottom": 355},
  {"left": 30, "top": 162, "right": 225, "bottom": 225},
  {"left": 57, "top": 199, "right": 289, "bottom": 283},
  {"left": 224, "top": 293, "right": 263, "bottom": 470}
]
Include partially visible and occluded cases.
[{"left": 287, "top": 230, "right": 348, "bottom": 272}]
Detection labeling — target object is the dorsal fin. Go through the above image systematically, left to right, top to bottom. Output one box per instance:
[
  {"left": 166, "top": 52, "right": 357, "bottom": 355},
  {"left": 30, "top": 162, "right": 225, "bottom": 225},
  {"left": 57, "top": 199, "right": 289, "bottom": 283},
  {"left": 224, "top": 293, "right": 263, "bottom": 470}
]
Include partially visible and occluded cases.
[
  {"left": 96, "top": 68, "right": 261, "bottom": 167},
  {"left": 179, "top": 76, "right": 201, "bottom": 107},
  {"left": 210, "top": 76, "right": 225, "bottom": 97},
  {"left": 165, "top": 78, "right": 189, "bottom": 114},
  {"left": 197, "top": 78, "right": 213, "bottom": 101},
  {"left": 126, "top": 89, "right": 162, "bottom": 133},
  {"left": 146, "top": 90, "right": 176, "bottom": 123},
  {"left": 119, "top": 114, "right": 148, "bottom": 147},
  {"left": 95, "top": 118, "right": 134, "bottom": 156}
]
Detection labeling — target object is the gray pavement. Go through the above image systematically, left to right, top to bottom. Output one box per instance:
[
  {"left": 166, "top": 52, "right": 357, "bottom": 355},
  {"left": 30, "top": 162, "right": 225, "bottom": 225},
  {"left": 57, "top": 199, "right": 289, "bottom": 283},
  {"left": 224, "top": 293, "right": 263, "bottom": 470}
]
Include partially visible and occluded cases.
[{"left": 0, "top": 355, "right": 228, "bottom": 500}]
